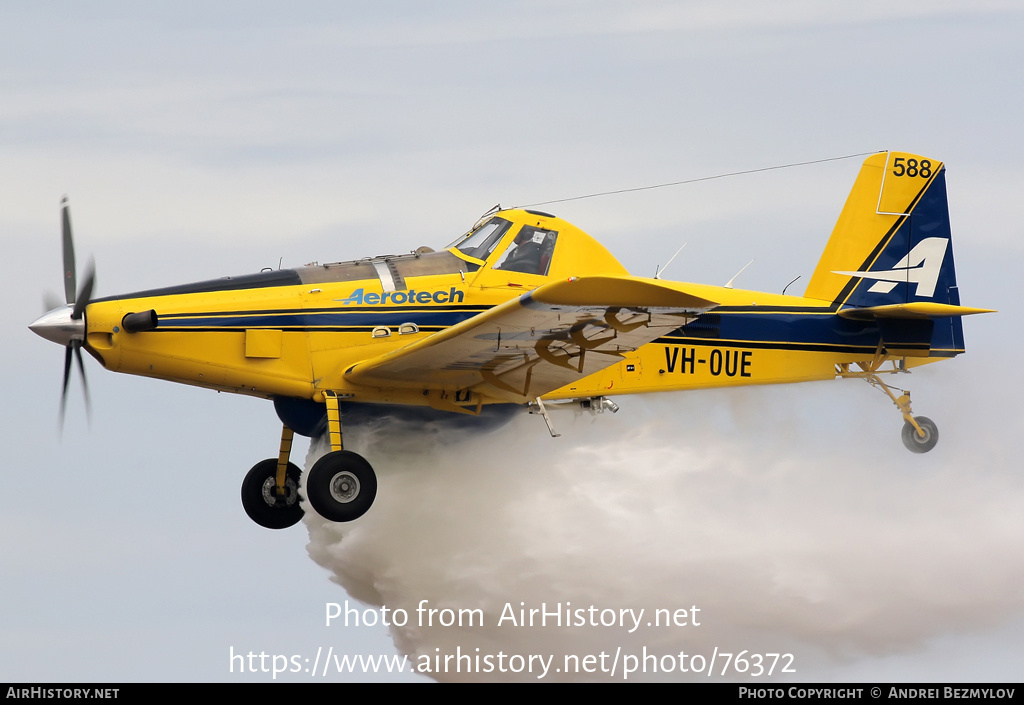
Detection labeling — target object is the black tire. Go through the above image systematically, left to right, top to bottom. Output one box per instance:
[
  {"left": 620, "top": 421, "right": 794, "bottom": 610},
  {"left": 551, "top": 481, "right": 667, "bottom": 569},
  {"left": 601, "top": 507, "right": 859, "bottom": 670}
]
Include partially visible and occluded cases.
[
  {"left": 902, "top": 416, "right": 939, "bottom": 454},
  {"left": 306, "top": 450, "right": 377, "bottom": 522},
  {"left": 241, "top": 459, "right": 304, "bottom": 529}
]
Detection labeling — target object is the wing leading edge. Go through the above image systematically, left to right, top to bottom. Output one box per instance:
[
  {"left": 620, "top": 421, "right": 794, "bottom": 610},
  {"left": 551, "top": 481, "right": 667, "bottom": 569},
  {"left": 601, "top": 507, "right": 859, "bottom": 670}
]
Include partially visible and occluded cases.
[{"left": 344, "top": 276, "right": 718, "bottom": 404}]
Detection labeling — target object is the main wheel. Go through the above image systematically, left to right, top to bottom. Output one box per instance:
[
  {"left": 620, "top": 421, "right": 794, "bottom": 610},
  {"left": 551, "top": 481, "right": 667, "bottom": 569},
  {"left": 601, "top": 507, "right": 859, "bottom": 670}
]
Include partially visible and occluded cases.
[
  {"left": 902, "top": 416, "right": 939, "bottom": 454},
  {"left": 306, "top": 450, "right": 377, "bottom": 522},
  {"left": 241, "top": 459, "right": 304, "bottom": 529}
]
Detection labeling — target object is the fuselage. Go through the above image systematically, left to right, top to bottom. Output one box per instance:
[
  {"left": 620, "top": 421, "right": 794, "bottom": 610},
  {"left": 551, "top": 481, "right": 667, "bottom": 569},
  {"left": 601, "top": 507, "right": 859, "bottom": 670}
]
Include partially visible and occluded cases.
[{"left": 74, "top": 208, "right": 955, "bottom": 412}]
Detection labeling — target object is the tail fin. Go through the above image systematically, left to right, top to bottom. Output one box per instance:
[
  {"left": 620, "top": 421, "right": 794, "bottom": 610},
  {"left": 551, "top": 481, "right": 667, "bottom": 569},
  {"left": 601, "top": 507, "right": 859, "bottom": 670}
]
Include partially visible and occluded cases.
[
  {"left": 805, "top": 151, "right": 991, "bottom": 356},
  {"left": 805, "top": 151, "right": 958, "bottom": 307}
]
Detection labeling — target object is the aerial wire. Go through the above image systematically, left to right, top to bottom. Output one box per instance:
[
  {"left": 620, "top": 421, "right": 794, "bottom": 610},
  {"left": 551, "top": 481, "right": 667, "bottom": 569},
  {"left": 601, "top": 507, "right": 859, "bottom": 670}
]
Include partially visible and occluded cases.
[{"left": 514, "top": 150, "right": 882, "bottom": 209}]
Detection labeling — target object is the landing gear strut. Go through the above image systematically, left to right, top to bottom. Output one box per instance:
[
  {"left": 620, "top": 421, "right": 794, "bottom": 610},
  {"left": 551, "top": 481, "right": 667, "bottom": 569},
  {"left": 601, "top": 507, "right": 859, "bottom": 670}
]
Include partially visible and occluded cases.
[
  {"left": 838, "top": 353, "right": 940, "bottom": 454},
  {"left": 871, "top": 379, "right": 939, "bottom": 454},
  {"left": 305, "top": 391, "right": 378, "bottom": 522},
  {"left": 240, "top": 427, "right": 304, "bottom": 529}
]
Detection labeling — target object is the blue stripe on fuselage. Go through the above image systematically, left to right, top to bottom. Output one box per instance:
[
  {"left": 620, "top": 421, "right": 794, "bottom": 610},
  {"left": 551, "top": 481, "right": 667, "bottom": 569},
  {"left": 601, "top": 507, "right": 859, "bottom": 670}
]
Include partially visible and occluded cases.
[
  {"left": 156, "top": 306, "right": 487, "bottom": 330},
  {"left": 660, "top": 308, "right": 950, "bottom": 354},
  {"left": 659, "top": 311, "right": 882, "bottom": 351}
]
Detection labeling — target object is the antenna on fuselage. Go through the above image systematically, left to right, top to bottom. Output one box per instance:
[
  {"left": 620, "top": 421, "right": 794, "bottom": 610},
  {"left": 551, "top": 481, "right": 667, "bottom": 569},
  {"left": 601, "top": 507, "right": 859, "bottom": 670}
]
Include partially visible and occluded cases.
[
  {"left": 471, "top": 204, "right": 502, "bottom": 231},
  {"left": 654, "top": 243, "right": 686, "bottom": 280},
  {"left": 725, "top": 259, "right": 754, "bottom": 289},
  {"left": 782, "top": 275, "right": 801, "bottom": 295}
]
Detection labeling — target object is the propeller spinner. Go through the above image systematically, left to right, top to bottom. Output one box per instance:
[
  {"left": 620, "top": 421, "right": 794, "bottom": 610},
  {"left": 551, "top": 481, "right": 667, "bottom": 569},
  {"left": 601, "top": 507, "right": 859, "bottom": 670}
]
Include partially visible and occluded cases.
[{"left": 29, "top": 196, "right": 95, "bottom": 424}]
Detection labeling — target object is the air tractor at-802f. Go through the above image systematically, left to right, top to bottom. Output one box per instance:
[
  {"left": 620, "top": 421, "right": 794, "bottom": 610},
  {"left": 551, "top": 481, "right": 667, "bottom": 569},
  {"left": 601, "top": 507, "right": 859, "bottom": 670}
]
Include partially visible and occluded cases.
[{"left": 30, "top": 151, "right": 993, "bottom": 529}]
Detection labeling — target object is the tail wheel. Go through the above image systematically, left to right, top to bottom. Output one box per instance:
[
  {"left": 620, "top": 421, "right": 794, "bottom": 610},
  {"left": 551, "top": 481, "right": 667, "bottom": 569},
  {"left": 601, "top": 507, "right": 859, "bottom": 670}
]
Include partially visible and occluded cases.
[
  {"left": 902, "top": 416, "right": 939, "bottom": 454},
  {"left": 306, "top": 450, "right": 377, "bottom": 522},
  {"left": 241, "top": 459, "right": 304, "bottom": 529}
]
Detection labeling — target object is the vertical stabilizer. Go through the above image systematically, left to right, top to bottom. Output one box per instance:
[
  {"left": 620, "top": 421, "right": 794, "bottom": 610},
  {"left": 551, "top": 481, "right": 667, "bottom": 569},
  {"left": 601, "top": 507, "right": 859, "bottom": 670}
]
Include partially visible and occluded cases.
[
  {"left": 805, "top": 151, "right": 957, "bottom": 309},
  {"left": 806, "top": 151, "right": 967, "bottom": 354}
]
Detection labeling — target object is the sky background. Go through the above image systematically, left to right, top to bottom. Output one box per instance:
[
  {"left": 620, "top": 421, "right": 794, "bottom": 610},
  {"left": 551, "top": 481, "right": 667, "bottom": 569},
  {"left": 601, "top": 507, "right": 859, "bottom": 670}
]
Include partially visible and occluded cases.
[{"left": 2, "top": 1, "right": 1022, "bottom": 682}]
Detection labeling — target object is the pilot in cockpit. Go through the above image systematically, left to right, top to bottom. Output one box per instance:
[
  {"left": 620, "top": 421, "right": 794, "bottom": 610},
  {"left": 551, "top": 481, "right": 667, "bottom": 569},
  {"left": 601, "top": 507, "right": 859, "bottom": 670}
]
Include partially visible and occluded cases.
[{"left": 495, "top": 227, "right": 556, "bottom": 276}]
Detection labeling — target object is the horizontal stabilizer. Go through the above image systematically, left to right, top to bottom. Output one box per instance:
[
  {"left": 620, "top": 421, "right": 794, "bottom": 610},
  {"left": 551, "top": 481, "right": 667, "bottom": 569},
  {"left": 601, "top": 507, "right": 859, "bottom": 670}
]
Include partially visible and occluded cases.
[{"left": 838, "top": 302, "right": 995, "bottom": 321}]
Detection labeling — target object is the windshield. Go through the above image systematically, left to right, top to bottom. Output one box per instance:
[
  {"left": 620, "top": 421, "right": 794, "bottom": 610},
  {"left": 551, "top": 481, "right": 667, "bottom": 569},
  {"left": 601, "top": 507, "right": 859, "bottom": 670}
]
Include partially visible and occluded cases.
[{"left": 450, "top": 217, "right": 512, "bottom": 261}]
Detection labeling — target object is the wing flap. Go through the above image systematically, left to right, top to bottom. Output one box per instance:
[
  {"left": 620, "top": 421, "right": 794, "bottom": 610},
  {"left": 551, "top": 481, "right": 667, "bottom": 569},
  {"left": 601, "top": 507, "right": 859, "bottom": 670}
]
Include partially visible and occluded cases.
[{"left": 344, "top": 276, "right": 717, "bottom": 402}]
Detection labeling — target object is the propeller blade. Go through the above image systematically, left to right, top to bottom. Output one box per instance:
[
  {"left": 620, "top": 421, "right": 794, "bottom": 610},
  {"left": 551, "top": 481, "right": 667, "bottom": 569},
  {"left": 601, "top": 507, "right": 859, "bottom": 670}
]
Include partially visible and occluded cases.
[
  {"left": 51, "top": 196, "right": 96, "bottom": 432},
  {"left": 62, "top": 196, "right": 77, "bottom": 306},
  {"left": 71, "top": 260, "right": 95, "bottom": 320},
  {"left": 73, "top": 343, "right": 92, "bottom": 420},
  {"left": 60, "top": 344, "right": 73, "bottom": 428}
]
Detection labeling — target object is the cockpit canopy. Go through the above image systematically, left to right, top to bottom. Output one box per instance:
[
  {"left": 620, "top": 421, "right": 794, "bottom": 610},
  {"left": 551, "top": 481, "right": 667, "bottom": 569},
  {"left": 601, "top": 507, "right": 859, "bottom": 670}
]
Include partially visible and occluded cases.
[
  {"left": 448, "top": 209, "right": 625, "bottom": 280},
  {"left": 451, "top": 216, "right": 557, "bottom": 276},
  {"left": 451, "top": 217, "right": 512, "bottom": 261}
]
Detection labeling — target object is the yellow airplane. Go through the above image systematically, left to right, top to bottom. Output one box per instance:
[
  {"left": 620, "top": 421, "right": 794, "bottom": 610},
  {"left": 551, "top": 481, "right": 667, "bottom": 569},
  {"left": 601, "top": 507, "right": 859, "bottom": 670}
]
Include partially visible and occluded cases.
[{"left": 30, "top": 151, "right": 992, "bottom": 529}]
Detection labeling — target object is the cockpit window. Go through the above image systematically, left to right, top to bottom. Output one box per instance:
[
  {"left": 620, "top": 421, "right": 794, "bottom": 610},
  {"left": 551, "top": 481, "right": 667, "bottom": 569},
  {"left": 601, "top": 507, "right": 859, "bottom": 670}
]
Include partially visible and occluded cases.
[
  {"left": 450, "top": 217, "right": 512, "bottom": 261},
  {"left": 494, "top": 227, "right": 558, "bottom": 276}
]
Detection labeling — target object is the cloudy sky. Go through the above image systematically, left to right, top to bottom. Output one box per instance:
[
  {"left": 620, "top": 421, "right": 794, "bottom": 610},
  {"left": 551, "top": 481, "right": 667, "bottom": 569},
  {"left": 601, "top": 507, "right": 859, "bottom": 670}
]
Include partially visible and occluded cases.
[{"left": 3, "top": 1, "right": 1022, "bottom": 682}]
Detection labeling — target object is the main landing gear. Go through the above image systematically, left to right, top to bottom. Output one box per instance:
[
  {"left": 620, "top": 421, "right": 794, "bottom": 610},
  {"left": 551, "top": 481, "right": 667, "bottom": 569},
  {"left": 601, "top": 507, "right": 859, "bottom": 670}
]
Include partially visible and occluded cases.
[
  {"left": 837, "top": 355, "right": 939, "bottom": 454},
  {"left": 240, "top": 391, "right": 378, "bottom": 529},
  {"left": 306, "top": 391, "right": 377, "bottom": 522},
  {"left": 306, "top": 450, "right": 377, "bottom": 522},
  {"left": 241, "top": 458, "right": 303, "bottom": 529}
]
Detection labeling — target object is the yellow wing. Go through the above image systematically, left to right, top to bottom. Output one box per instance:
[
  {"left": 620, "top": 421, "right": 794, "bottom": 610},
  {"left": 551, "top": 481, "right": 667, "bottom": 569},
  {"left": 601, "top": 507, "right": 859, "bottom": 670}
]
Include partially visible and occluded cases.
[{"left": 344, "top": 276, "right": 717, "bottom": 404}]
